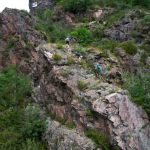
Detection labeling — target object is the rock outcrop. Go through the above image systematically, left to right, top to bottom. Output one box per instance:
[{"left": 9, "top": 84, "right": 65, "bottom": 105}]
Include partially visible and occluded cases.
[
  {"left": 29, "top": 0, "right": 54, "bottom": 14},
  {"left": 0, "top": 8, "right": 150, "bottom": 150},
  {"left": 104, "top": 10, "right": 140, "bottom": 41},
  {"left": 93, "top": 92, "right": 150, "bottom": 150},
  {"left": 44, "top": 119, "right": 98, "bottom": 150}
]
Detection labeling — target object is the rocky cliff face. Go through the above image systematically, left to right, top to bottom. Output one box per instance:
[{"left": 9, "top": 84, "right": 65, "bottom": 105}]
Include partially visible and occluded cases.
[
  {"left": 29, "top": 0, "right": 54, "bottom": 14},
  {"left": 0, "top": 8, "right": 150, "bottom": 150}
]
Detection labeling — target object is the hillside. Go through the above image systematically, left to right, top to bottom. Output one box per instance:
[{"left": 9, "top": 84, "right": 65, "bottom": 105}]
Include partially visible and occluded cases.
[{"left": 0, "top": 1, "right": 150, "bottom": 150}]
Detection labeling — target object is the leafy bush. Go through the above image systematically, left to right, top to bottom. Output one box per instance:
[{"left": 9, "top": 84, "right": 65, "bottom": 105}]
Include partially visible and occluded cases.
[
  {"left": 61, "top": 0, "right": 92, "bottom": 14},
  {"left": 132, "top": 0, "right": 150, "bottom": 7},
  {"left": 35, "top": 9, "right": 72, "bottom": 43},
  {"left": 143, "top": 15, "right": 150, "bottom": 23},
  {"left": 71, "top": 27, "right": 92, "bottom": 45},
  {"left": 120, "top": 41, "right": 137, "bottom": 55},
  {"left": 0, "top": 65, "right": 31, "bottom": 109},
  {"left": 0, "top": 66, "right": 46, "bottom": 150},
  {"left": 123, "top": 72, "right": 150, "bottom": 117},
  {"left": 77, "top": 80, "right": 88, "bottom": 91},
  {"left": 22, "top": 105, "right": 46, "bottom": 139},
  {"left": 85, "top": 128, "right": 109, "bottom": 150},
  {"left": 21, "top": 139, "right": 46, "bottom": 150}
]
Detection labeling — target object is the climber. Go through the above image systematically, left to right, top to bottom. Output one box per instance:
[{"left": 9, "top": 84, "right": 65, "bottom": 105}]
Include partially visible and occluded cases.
[
  {"left": 65, "top": 36, "right": 71, "bottom": 45},
  {"left": 65, "top": 36, "right": 72, "bottom": 53},
  {"left": 95, "top": 62, "right": 103, "bottom": 78}
]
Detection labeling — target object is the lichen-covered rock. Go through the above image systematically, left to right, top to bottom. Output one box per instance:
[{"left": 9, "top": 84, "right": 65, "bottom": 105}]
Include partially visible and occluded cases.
[
  {"left": 0, "top": 8, "right": 45, "bottom": 46},
  {"left": 104, "top": 10, "right": 139, "bottom": 41},
  {"left": 93, "top": 92, "right": 150, "bottom": 150},
  {"left": 44, "top": 119, "right": 98, "bottom": 150}
]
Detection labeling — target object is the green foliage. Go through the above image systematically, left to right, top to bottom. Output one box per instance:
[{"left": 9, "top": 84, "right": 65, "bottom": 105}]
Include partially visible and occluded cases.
[
  {"left": 61, "top": 0, "right": 92, "bottom": 14},
  {"left": 132, "top": 0, "right": 150, "bottom": 7},
  {"left": 35, "top": 9, "right": 72, "bottom": 43},
  {"left": 143, "top": 15, "right": 150, "bottom": 23},
  {"left": 71, "top": 27, "right": 92, "bottom": 45},
  {"left": 6, "top": 39, "right": 15, "bottom": 49},
  {"left": 98, "top": 39, "right": 119, "bottom": 52},
  {"left": 120, "top": 41, "right": 137, "bottom": 55},
  {"left": 57, "top": 43, "right": 64, "bottom": 49},
  {"left": 74, "top": 44, "right": 87, "bottom": 54},
  {"left": 140, "top": 52, "right": 148, "bottom": 64},
  {"left": 53, "top": 53, "right": 62, "bottom": 61},
  {"left": 67, "top": 55, "right": 75, "bottom": 65},
  {"left": 79, "top": 60, "right": 91, "bottom": 69},
  {"left": 0, "top": 65, "right": 31, "bottom": 109},
  {"left": 0, "top": 66, "right": 46, "bottom": 150},
  {"left": 61, "top": 69, "right": 71, "bottom": 78},
  {"left": 123, "top": 72, "right": 150, "bottom": 117},
  {"left": 77, "top": 80, "right": 88, "bottom": 91},
  {"left": 22, "top": 105, "right": 46, "bottom": 139},
  {"left": 86, "top": 109, "right": 98, "bottom": 117},
  {"left": 47, "top": 111, "right": 76, "bottom": 129},
  {"left": 85, "top": 128, "right": 109, "bottom": 150},
  {"left": 21, "top": 139, "right": 46, "bottom": 150}
]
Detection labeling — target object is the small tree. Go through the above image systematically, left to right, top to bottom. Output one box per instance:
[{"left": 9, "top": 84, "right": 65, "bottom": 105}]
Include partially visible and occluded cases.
[{"left": 62, "top": 0, "right": 92, "bottom": 14}]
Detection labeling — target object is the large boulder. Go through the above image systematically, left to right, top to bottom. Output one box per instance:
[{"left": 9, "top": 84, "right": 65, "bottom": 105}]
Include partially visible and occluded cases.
[{"left": 93, "top": 92, "right": 150, "bottom": 150}]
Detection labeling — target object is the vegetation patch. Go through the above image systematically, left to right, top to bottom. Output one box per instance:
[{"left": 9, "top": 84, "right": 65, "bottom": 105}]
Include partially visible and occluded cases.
[
  {"left": 61, "top": 0, "right": 92, "bottom": 14},
  {"left": 71, "top": 27, "right": 92, "bottom": 45},
  {"left": 120, "top": 41, "right": 137, "bottom": 55},
  {"left": 53, "top": 53, "right": 62, "bottom": 61},
  {"left": 67, "top": 55, "right": 75, "bottom": 65},
  {"left": 0, "top": 65, "right": 46, "bottom": 150},
  {"left": 123, "top": 72, "right": 150, "bottom": 117},
  {"left": 77, "top": 80, "right": 88, "bottom": 91},
  {"left": 85, "top": 128, "right": 109, "bottom": 150}
]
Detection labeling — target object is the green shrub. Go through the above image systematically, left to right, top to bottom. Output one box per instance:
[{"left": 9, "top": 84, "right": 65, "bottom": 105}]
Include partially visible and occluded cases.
[
  {"left": 61, "top": 0, "right": 92, "bottom": 14},
  {"left": 132, "top": 0, "right": 150, "bottom": 7},
  {"left": 35, "top": 9, "right": 72, "bottom": 43},
  {"left": 143, "top": 15, "right": 150, "bottom": 23},
  {"left": 71, "top": 27, "right": 92, "bottom": 45},
  {"left": 98, "top": 39, "right": 119, "bottom": 52},
  {"left": 120, "top": 41, "right": 137, "bottom": 55},
  {"left": 57, "top": 43, "right": 64, "bottom": 49},
  {"left": 74, "top": 44, "right": 87, "bottom": 54},
  {"left": 140, "top": 52, "right": 148, "bottom": 64},
  {"left": 53, "top": 53, "right": 62, "bottom": 61},
  {"left": 67, "top": 55, "right": 75, "bottom": 65},
  {"left": 0, "top": 65, "right": 31, "bottom": 109},
  {"left": 0, "top": 66, "right": 46, "bottom": 150},
  {"left": 61, "top": 69, "right": 71, "bottom": 78},
  {"left": 123, "top": 72, "right": 150, "bottom": 117},
  {"left": 77, "top": 80, "right": 88, "bottom": 91},
  {"left": 22, "top": 105, "right": 46, "bottom": 139},
  {"left": 86, "top": 109, "right": 98, "bottom": 117},
  {"left": 85, "top": 128, "right": 109, "bottom": 150},
  {"left": 22, "top": 139, "right": 46, "bottom": 150}
]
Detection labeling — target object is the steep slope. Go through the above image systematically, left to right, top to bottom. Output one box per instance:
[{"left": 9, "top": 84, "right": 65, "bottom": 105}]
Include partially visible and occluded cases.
[{"left": 0, "top": 5, "right": 150, "bottom": 150}]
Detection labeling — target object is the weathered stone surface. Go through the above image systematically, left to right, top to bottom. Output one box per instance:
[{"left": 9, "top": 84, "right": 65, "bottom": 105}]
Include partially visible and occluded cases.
[
  {"left": 29, "top": 0, "right": 54, "bottom": 13},
  {"left": 0, "top": 8, "right": 45, "bottom": 46},
  {"left": 0, "top": 8, "right": 149, "bottom": 150},
  {"left": 104, "top": 10, "right": 139, "bottom": 41},
  {"left": 93, "top": 92, "right": 150, "bottom": 150},
  {"left": 44, "top": 119, "right": 98, "bottom": 150}
]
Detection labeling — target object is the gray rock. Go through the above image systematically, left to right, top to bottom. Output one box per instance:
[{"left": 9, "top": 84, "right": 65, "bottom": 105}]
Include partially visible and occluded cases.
[
  {"left": 93, "top": 93, "right": 150, "bottom": 150},
  {"left": 44, "top": 119, "right": 99, "bottom": 150}
]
